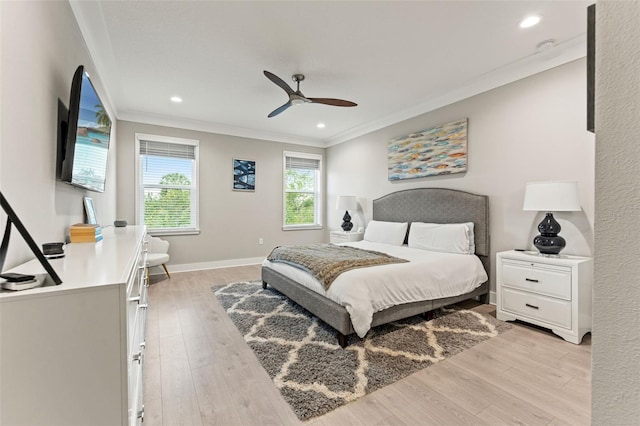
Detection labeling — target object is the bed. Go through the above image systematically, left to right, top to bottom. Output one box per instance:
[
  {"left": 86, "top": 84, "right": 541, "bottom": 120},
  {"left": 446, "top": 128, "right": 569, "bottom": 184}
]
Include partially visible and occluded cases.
[{"left": 262, "top": 187, "right": 490, "bottom": 347}]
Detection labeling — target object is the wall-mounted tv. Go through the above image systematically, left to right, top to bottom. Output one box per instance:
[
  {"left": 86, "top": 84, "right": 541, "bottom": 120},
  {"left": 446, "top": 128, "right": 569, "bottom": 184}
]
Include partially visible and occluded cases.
[{"left": 60, "top": 65, "right": 112, "bottom": 193}]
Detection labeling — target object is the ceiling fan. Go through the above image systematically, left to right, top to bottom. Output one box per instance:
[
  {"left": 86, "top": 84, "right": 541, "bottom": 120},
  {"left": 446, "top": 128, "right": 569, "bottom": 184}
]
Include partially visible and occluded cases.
[{"left": 263, "top": 70, "right": 357, "bottom": 118}]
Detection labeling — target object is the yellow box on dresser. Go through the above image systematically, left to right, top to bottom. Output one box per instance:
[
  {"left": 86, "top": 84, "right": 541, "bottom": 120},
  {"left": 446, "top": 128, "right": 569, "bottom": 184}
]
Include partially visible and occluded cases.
[{"left": 69, "top": 223, "right": 103, "bottom": 243}]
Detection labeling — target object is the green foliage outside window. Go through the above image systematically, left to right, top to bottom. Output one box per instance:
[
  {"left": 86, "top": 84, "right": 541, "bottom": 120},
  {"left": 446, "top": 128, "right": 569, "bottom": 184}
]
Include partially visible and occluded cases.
[
  {"left": 285, "top": 169, "right": 317, "bottom": 225},
  {"left": 144, "top": 172, "right": 192, "bottom": 229}
]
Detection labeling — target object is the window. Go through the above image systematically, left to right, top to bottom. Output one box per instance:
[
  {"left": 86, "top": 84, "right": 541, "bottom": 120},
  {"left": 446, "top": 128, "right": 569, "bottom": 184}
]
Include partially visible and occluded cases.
[
  {"left": 135, "top": 134, "right": 199, "bottom": 235},
  {"left": 283, "top": 151, "right": 323, "bottom": 230}
]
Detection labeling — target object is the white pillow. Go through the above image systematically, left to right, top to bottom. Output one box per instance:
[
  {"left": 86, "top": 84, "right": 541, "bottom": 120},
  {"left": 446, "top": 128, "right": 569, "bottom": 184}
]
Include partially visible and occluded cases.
[
  {"left": 363, "top": 220, "right": 408, "bottom": 246},
  {"left": 408, "top": 222, "right": 475, "bottom": 255}
]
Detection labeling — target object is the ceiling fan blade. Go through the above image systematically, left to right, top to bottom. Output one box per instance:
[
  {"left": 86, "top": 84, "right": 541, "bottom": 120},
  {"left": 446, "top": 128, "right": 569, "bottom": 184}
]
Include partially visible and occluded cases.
[
  {"left": 264, "top": 70, "right": 295, "bottom": 96},
  {"left": 308, "top": 98, "right": 357, "bottom": 107},
  {"left": 268, "top": 101, "right": 293, "bottom": 118}
]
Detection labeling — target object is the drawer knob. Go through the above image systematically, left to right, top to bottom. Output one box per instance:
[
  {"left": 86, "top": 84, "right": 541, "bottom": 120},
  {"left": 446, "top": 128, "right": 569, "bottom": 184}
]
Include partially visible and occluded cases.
[
  {"left": 525, "top": 278, "right": 539, "bottom": 283},
  {"left": 128, "top": 296, "right": 141, "bottom": 304},
  {"left": 139, "top": 303, "right": 148, "bottom": 310},
  {"left": 525, "top": 303, "right": 540, "bottom": 310},
  {"left": 132, "top": 352, "right": 142, "bottom": 364}
]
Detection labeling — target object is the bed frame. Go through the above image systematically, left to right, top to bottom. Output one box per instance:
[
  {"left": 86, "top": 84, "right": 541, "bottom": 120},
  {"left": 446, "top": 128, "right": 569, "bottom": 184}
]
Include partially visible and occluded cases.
[{"left": 262, "top": 188, "right": 490, "bottom": 347}]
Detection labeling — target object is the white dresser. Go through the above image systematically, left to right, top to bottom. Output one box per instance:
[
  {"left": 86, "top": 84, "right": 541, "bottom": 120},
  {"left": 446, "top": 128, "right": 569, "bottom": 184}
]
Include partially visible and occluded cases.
[
  {"left": 0, "top": 226, "right": 148, "bottom": 425},
  {"left": 330, "top": 231, "right": 364, "bottom": 244},
  {"left": 496, "top": 250, "right": 593, "bottom": 344}
]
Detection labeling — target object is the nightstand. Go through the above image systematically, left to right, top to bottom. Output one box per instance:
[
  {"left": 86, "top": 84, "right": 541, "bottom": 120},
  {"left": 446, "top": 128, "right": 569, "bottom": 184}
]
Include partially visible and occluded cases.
[
  {"left": 330, "top": 231, "right": 364, "bottom": 244},
  {"left": 496, "top": 250, "right": 593, "bottom": 344}
]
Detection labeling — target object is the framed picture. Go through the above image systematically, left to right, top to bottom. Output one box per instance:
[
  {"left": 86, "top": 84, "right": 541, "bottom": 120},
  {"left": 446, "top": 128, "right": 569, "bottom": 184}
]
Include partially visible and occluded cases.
[
  {"left": 388, "top": 118, "right": 468, "bottom": 180},
  {"left": 233, "top": 159, "right": 256, "bottom": 191},
  {"left": 83, "top": 197, "right": 99, "bottom": 225}
]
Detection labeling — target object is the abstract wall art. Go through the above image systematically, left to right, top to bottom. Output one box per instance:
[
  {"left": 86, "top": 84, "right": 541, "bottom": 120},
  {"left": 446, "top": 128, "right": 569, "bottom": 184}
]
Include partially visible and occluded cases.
[
  {"left": 388, "top": 118, "right": 468, "bottom": 180},
  {"left": 233, "top": 159, "right": 256, "bottom": 191}
]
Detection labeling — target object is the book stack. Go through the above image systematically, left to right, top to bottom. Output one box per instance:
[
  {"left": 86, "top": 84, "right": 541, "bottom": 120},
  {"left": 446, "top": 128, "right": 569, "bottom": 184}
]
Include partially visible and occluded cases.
[{"left": 69, "top": 223, "right": 103, "bottom": 243}]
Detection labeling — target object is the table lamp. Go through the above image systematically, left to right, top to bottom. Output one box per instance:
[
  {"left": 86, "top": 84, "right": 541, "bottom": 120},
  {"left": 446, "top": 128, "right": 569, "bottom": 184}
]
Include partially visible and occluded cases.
[
  {"left": 523, "top": 181, "right": 581, "bottom": 255},
  {"left": 336, "top": 196, "right": 357, "bottom": 231}
]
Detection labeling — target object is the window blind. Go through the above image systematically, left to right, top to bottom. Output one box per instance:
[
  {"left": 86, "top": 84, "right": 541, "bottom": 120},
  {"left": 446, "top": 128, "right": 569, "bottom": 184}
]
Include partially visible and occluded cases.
[
  {"left": 136, "top": 135, "right": 199, "bottom": 234},
  {"left": 139, "top": 140, "right": 195, "bottom": 160},
  {"left": 283, "top": 152, "right": 322, "bottom": 228},
  {"left": 285, "top": 156, "right": 320, "bottom": 170}
]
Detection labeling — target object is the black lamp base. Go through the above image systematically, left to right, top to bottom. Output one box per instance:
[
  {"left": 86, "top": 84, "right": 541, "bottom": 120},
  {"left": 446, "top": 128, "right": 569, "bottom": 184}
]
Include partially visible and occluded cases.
[
  {"left": 341, "top": 211, "right": 353, "bottom": 232},
  {"left": 533, "top": 212, "right": 566, "bottom": 255}
]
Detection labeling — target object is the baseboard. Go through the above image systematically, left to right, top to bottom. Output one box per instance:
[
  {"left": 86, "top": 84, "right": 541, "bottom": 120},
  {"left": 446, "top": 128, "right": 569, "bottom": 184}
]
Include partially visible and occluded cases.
[
  {"left": 148, "top": 257, "right": 264, "bottom": 275},
  {"left": 489, "top": 290, "right": 496, "bottom": 305}
]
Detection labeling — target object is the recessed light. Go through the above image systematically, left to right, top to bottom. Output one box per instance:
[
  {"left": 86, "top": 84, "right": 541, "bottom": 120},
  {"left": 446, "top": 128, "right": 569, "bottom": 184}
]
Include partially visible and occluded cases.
[
  {"left": 519, "top": 15, "right": 542, "bottom": 29},
  {"left": 170, "top": 96, "right": 183, "bottom": 103},
  {"left": 317, "top": 123, "right": 326, "bottom": 129}
]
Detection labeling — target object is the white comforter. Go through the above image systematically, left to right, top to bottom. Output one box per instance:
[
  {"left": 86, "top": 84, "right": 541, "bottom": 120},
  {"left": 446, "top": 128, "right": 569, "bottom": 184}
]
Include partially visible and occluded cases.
[{"left": 262, "top": 241, "right": 488, "bottom": 337}]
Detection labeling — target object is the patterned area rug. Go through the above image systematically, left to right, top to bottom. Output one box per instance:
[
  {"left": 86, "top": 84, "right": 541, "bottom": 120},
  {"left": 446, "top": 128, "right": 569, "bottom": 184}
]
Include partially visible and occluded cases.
[{"left": 213, "top": 281, "right": 510, "bottom": 421}]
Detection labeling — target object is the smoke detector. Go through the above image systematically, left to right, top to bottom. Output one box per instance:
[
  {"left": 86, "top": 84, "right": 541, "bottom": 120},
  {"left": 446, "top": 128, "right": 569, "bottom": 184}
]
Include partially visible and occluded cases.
[{"left": 536, "top": 39, "right": 556, "bottom": 52}]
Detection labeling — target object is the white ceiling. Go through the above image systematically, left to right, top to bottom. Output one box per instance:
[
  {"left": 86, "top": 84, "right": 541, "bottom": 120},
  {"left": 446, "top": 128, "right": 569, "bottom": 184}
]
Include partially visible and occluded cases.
[{"left": 70, "top": 1, "right": 590, "bottom": 147}]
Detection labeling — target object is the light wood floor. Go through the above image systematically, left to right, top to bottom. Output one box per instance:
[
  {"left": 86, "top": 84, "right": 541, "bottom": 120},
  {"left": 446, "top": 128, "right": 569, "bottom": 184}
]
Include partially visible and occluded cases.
[{"left": 143, "top": 266, "right": 591, "bottom": 425}]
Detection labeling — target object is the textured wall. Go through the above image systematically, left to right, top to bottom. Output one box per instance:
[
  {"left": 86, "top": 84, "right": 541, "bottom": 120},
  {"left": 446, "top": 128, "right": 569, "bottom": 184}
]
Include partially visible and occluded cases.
[
  {"left": 0, "top": 1, "right": 117, "bottom": 268},
  {"left": 592, "top": 1, "right": 640, "bottom": 423},
  {"left": 327, "top": 60, "right": 595, "bottom": 294},
  {"left": 116, "top": 120, "right": 326, "bottom": 266}
]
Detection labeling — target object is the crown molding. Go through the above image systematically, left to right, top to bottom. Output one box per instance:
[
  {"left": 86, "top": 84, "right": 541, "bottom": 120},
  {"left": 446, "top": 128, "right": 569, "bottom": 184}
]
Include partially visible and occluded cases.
[
  {"left": 68, "top": 0, "right": 121, "bottom": 118},
  {"left": 70, "top": 0, "right": 586, "bottom": 150},
  {"left": 325, "top": 34, "right": 587, "bottom": 147},
  {"left": 119, "top": 111, "right": 327, "bottom": 148}
]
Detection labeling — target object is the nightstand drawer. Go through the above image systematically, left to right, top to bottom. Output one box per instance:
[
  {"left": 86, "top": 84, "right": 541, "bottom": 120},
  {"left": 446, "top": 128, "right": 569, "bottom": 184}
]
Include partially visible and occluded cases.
[
  {"left": 330, "top": 231, "right": 364, "bottom": 244},
  {"left": 331, "top": 233, "right": 349, "bottom": 243},
  {"left": 502, "top": 260, "right": 571, "bottom": 300},
  {"left": 502, "top": 287, "right": 572, "bottom": 329}
]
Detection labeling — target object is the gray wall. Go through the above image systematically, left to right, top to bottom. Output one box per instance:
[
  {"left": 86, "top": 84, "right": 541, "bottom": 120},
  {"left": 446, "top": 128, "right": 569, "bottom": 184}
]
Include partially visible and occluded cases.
[
  {"left": 0, "top": 1, "right": 117, "bottom": 269},
  {"left": 592, "top": 1, "right": 640, "bottom": 423},
  {"left": 326, "top": 59, "right": 595, "bottom": 295},
  {"left": 116, "top": 120, "right": 325, "bottom": 267}
]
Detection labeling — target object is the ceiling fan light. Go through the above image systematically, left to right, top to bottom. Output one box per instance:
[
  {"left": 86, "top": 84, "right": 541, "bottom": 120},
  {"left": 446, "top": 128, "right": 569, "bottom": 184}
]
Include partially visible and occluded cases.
[
  {"left": 170, "top": 96, "right": 183, "bottom": 103},
  {"left": 317, "top": 123, "right": 326, "bottom": 129}
]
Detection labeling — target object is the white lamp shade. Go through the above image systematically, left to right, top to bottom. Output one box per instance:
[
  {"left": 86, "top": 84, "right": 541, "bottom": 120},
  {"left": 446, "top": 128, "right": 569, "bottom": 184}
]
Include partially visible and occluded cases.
[
  {"left": 523, "top": 181, "right": 581, "bottom": 212},
  {"left": 336, "top": 195, "right": 357, "bottom": 211}
]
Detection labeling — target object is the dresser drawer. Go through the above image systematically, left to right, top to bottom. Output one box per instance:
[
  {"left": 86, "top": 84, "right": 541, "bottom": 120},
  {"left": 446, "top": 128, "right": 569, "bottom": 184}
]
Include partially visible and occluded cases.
[
  {"left": 501, "top": 259, "right": 571, "bottom": 300},
  {"left": 502, "top": 287, "right": 572, "bottom": 329},
  {"left": 128, "top": 342, "right": 145, "bottom": 425}
]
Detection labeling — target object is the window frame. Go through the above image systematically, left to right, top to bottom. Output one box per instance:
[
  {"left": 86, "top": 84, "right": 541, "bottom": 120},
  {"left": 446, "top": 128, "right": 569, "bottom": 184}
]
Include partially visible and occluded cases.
[
  {"left": 134, "top": 133, "right": 200, "bottom": 236},
  {"left": 282, "top": 151, "right": 323, "bottom": 231}
]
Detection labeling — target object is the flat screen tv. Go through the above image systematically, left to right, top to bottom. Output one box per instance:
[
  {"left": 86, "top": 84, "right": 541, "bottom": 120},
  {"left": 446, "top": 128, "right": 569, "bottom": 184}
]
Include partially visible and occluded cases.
[{"left": 60, "top": 65, "right": 112, "bottom": 193}]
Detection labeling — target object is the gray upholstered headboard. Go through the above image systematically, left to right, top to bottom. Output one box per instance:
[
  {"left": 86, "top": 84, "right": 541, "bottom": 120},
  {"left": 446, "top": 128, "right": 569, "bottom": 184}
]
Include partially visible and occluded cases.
[{"left": 372, "top": 188, "right": 490, "bottom": 258}]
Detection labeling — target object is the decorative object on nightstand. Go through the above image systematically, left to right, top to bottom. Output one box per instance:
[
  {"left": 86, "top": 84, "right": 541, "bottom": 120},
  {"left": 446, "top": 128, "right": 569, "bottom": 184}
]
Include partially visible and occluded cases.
[
  {"left": 523, "top": 181, "right": 581, "bottom": 256},
  {"left": 336, "top": 195, "right": 357, "bottom": 232},
  {"left": 330, "top": 230, "right": 364, "bottom": 244},
  {"left": 496, "top": 250, "right": 592, "bottom": 344}
]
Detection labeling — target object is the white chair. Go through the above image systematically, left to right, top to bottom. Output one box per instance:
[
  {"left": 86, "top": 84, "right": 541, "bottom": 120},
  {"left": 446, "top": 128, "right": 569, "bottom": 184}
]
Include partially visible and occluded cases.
[{"left": 146, "top": 236, "right": 170, "bottom": 279}]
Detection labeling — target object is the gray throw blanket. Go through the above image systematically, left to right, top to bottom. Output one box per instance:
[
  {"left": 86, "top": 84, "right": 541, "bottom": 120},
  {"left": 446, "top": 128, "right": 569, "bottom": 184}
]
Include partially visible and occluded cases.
[{"left": 266, "top": 243, "right": 409, "bottom": 289}]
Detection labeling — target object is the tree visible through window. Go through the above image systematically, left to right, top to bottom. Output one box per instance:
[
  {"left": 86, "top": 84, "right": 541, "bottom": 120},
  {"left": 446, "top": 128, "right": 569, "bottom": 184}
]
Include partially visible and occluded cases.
[
  {"left": 136, "top": 135, "right": 199, "bottom": 234},
  {"left": 283, "top": 152, "right": 322, "bottom": 228}
]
